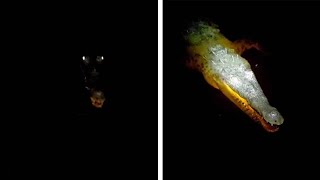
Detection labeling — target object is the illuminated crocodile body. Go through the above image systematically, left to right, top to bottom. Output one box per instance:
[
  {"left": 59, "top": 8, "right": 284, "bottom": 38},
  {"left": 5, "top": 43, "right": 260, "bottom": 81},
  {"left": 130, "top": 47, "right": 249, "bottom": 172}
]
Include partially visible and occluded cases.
[{"left": 184, "top": 21, "right": 284, "bottom": 132}]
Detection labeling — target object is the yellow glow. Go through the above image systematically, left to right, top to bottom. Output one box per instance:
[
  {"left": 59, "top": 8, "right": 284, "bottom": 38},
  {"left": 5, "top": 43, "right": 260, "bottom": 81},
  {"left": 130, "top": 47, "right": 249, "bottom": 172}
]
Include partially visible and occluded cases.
[
  {"left": 185, "top": 24, "right": 280, "bottom": 132},
  {"left": 219, "top": 80, "right": 279, "bottom": 132}
]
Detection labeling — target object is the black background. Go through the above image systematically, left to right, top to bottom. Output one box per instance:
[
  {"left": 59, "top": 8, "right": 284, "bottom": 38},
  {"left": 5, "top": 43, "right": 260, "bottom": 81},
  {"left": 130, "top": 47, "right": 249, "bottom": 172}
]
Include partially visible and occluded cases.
[
  {"left": 165, "top": 0, "right": 320, "bottom": 178},
  {"left": 3, "top": 2, "right": 157, "bottom": 179}
]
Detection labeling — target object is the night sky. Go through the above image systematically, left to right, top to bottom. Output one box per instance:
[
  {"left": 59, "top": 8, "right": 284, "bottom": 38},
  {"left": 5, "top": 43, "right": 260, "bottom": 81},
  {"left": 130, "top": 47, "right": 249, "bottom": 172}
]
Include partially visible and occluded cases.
[{"left": 165, "top": 1, "right": 320, "bottom": 178}]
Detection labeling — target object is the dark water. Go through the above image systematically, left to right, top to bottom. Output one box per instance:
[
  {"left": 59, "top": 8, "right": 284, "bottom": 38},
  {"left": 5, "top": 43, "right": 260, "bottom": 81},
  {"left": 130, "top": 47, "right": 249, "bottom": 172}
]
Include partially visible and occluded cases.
[
  {"left": 165, "top": 1, "right": 320, "bottom": 178},
  {"left": 3, "top": 4, "right": 157, "bottom": 179},
  {"left": 5, "top": 55, "right": 156, "bottom": 178},
  {"left": 4, "top": 58, "right": 118, "bottom": 178}
]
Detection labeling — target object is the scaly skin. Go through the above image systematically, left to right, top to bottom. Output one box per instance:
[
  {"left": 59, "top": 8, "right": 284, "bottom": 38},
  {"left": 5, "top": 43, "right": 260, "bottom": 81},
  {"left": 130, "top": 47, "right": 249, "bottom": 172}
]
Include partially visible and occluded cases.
[{"left": 184, "top": 21, "right": 284, "bottom": 132}]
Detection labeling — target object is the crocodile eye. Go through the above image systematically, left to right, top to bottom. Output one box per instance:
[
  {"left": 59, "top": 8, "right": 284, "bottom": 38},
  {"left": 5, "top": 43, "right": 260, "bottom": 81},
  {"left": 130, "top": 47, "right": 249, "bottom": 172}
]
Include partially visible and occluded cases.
[
  {"left": 82, "top": 56, "right": 90, "bottom": 64},
  {"left": 96, "top": 56, "right": 104, "bottom": 63}
]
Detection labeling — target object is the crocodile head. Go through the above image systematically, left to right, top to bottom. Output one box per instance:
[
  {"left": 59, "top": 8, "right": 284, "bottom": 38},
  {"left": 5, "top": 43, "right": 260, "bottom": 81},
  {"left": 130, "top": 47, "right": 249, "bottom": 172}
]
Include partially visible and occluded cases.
[
  {"left": 184, "top": 21, "right": 284, "bottom": 132},
  {"left": 80, "top": 55, "right": 106, "bottom": 108}
]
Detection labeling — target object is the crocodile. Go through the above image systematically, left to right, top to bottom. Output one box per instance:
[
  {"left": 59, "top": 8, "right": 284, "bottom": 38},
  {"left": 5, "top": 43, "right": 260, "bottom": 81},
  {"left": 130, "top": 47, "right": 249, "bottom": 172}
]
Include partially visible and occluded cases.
[{"left": 184, "top": 21, "right": 284, "bottom": 132}]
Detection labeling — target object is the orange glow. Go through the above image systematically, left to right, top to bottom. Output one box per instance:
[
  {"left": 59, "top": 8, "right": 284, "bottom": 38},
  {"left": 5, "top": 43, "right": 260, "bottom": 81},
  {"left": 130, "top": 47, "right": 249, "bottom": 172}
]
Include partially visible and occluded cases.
[
  {"left": 232, "top": 39, "right": 262, "bottom": 55},
  {"left": 219, "top": 80, "right": 279, "bottom": 132},
  {"left": 90, "top": 90, "right": 106, "bottom": 108}
]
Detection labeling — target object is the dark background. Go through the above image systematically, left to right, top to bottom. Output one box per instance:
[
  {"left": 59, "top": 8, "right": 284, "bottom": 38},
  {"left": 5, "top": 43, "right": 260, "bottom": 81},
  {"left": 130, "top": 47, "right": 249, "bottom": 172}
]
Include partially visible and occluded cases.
[
  {"left": 165, "top": 0, "right": 320, "bottom": 178},
  {"left": 3, "top": 3, "right": 157, "bottom": 179},
  {"left": 5, "top": 50, "right": 157, "bottom": 179}
]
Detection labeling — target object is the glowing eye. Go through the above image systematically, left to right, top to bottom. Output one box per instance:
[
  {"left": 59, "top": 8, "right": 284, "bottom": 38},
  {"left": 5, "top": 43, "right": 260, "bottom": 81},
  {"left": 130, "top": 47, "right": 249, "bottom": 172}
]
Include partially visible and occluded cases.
[
  {"left": 82, "top": 56, "right": 90, "bottom": 64},
  {"left": 97, "top": 56, "right": 104, "bottom": 62}
]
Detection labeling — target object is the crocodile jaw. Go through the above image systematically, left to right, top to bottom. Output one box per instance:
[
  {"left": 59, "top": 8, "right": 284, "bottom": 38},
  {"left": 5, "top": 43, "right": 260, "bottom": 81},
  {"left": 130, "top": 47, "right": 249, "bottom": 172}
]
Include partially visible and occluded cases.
[
  {"left": 202, "top": 45, "right": 283, "bottom": 132},
  {"left": 217, "top": 78, "right": 280, "bottom": 132}
]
